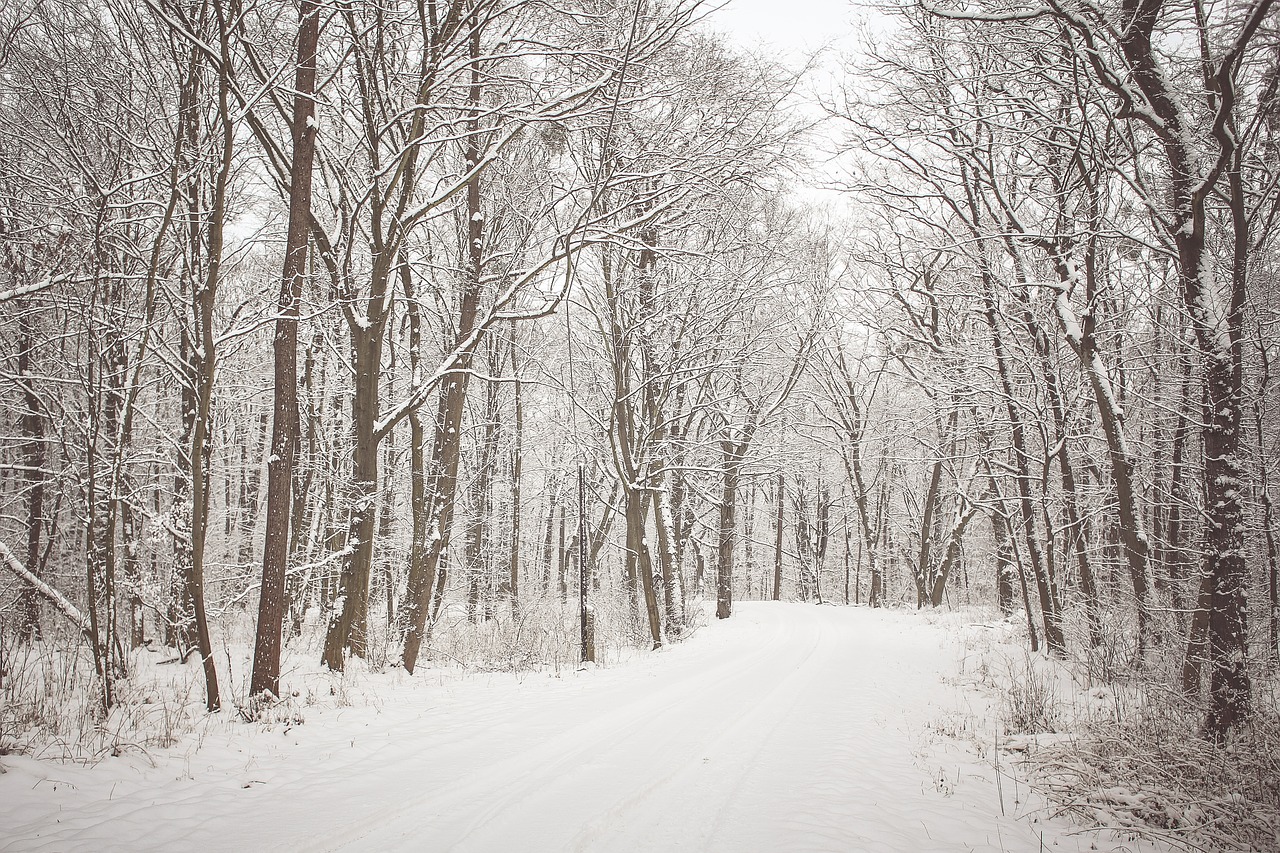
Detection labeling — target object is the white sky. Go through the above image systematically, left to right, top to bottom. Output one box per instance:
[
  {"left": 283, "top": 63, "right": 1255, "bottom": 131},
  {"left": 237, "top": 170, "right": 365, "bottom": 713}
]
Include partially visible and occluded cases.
[{"left": 701, "top": 0, "right": 866, "bottom": 60}]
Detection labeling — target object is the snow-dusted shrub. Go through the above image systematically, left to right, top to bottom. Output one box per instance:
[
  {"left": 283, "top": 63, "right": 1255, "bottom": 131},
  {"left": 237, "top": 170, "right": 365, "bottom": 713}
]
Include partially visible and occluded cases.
[
  {"left": 415, "top": 587, "right": 691, "bottom": 674},
  {"left": 0, "top": 629, "right": 207, "bottom": 761},
  {"left": 0, "top": 632, "right": 102, "bottom": 757},
  {"left": 999, "top": 652, "right": 1061, "bottom": 735},
  {"left": 1007, "top": 664, "right": 1280, "bottom": 851},
  {"left": 1025, "top": 695, "right": 1279, "bottom": 850}
]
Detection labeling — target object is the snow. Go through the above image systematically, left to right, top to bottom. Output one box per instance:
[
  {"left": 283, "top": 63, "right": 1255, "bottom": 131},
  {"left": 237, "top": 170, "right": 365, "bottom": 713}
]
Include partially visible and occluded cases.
[{"left": 1, "top": 604, "right": 1171, "bottom": 852}]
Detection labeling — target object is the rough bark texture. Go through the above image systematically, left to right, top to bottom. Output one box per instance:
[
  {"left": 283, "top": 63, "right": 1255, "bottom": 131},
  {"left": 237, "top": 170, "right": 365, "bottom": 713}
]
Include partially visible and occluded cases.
[
  {"left": 251, "top": 0, "right": 319, "bottom": 698},
  {"left": 1099, "top": 0, "right": 1259, "bottom": 736},
  {"left": 178, "top": 2, "right": 236, "bottom": 712},
  {"left": 400, "top": 12, "right": 485, "bottom": 672},
  {"left": 16, "top": 309, "right": 44, "bottom": 642},
  {"left": 506, "top": 326, "right": 523, "bottom": 618},
  {"left": 465, "top": 371, "right": 501, "bottom": 621},
  {"left": 716, "top": 442, "right": 740, "bottom": 619},
  {"left": 578, "top": 468, "right": 594, "bottom": 663},
  {"left": 772, "top": 473, "right": 784, "bottom": 601},
  {"left": 625, "top": 485, "right": 663, "bottom": 648}
]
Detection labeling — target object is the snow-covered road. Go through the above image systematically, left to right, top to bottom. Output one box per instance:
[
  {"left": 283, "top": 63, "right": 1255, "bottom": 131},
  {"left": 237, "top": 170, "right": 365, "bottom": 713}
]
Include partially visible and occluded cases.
[{"left": 2, "top": 603, "right": 1160, "bottom": 852}]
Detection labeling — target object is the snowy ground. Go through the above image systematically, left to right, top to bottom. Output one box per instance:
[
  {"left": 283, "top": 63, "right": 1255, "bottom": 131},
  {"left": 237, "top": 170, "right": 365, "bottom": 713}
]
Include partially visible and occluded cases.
[{"left": 1, "top": 603, "right": 1170, "bottom": 852}]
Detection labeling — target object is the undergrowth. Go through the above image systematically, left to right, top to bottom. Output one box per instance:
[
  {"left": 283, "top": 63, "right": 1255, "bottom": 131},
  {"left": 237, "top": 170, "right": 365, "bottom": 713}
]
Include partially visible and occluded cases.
[
  {"left": 2, "top": 593, "right": 703, "bottom": 760},
  {"left": 962, "top": 613, "right": 1280, "bottom": 853},
  {"left": 0, "top": 629, "right": 207, "bottom": 762},
  {"left": 1015, "top": 682, "right": 1280, "bottom": 853}
]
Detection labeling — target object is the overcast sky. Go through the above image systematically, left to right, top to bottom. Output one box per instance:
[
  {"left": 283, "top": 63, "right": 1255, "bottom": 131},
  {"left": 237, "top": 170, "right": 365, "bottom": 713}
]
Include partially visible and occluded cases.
[
  {"left": 695, "top": 0, "right": 874, "bottom": 206},
  {"left": 703, "top": 0, "right": 864, "bottom": 59}
]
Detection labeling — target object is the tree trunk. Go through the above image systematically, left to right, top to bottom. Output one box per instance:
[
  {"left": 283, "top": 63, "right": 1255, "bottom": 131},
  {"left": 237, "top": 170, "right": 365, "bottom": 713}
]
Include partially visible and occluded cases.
[
  {"left": 250, "top": 0, "right": 320, "bottom": 698},
  {"left": 1099, "top": 0, "right": 1258, "bottom": 737},
  {"left": 184, "top": 3, "right": 239, "bottom": 711},
  {"left": 400, "top": 14, "right": 486, "bottom": 671},
  {"left": 170, "top": 130, "right": 199, "bottom": 649},
  {"left": 1047, "top": 255, "right": 1154, "bottom": 660},
  {"left": 398, "top": 259, "right": 430, "bottom": 638},
  {"left": 980, "top": 275, "right": 1065, "bottom": 653},
  {"left": 1028, "top": 299, "right": 1102, "bottom": 647},
  {"left": 16, "top": 308, "right": 45, "bottom": 642},
  {"left": 322, "top": 316, "right": 388, "bottom": 669},
  {"left": 506, "top": 325, "right": 522, "bottom": 618},
  {"left": 1253, "top": 336, "right": 1279, "bottom": 663},
  {"left": 1199, "top": 351, "right": 1249, "bottom": 737},
  {"left": 1161, "top": 354, "right": 1195, "bottom": 624},
  {"left": 401, "top": 359, "right": 475, "bottom": 673},
  {"left": 465, "top": 372, "right": 501, "bottom": 621},
  {"left": 234, "top": 412, "right": 269, "bottom": 569},
  {"left": 377, "top": 425, "right": 398, "bottom": 628},
  {"left": 716, "top": 441, "right": 740, "bottom": 619},
  {"left": 915, "top": 442, "right": 947, "bottom": 609},
  {"left": 577, "top": 467, "right": 594, "bottom": 662},
  {"left": 773, "top": 472, "right": 784, "bottom": 600},
  {"left": 871, "top": 478, "right": 889, "bottom": 607},
  {"left": 540, "top": 483, "right": 560, "bottom": 594},
  {"left": 625, "top": 483, "right": 663, "bottom": 647},
  {"left": 810, "top": 485, "right": 830, "bottom": 604},
  {"left": 654, "top": 487, "right": 683, "bottom": 632},
  {"left": 557, "top": 496, "right": 568, "bottom": 603},
  {"left": 929, "top": 503, "right": 978, "bottom": 607},
  {"left": 992, "top": 506, "right": 1014, "bottom": 615},
  {"left": 1182, "top": 570, "right": 1214, "bottom": 695}
]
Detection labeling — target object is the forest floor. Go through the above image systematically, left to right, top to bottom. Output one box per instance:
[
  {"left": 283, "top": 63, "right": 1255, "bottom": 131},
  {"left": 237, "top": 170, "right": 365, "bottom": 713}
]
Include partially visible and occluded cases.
[{"left": 1, "top": 602, "right": 1172, "bottom": 853}]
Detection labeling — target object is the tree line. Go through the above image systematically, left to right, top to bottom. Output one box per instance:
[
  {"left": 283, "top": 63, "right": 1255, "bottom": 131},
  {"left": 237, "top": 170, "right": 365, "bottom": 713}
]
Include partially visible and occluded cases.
[{"left": 0, "top": 0, "right": 1275, "bottom": 746}]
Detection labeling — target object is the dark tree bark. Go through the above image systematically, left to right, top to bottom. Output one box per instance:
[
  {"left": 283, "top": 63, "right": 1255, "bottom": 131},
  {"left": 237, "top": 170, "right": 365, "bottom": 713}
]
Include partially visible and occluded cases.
[
  {"left": 171, "top": 0, "right": 237, "bottom": 712},
  {"left": 250, "top": 0, "right": 320, "bottom": 699},
  {"left": 1094, "top": 0, "right": 1264, "bottom": 736},
  {"left": 400, "top": 7, "right": 486, "bottom": 672},
  {"left": 168, "top": 43, "right": 202, "bottom": 652},
  {"left": 16, "top": 306, "right": 45, "bottom": 642},
  {"left": 321, "top": 306, "right": 388, "bottom": 667},
  {"left": 505, "top": 324, "right": 523, "bottom": 618},
  {"left": 1253, "top": 336, "right": 1279, "bottom": 663},
  {"left": 826, "top": 349, "right": 884, "bottom": 608},
  {"left": 1161, "top": 351, "right": 1196, "bottom": 625},
  {"left": 465, "top": 364, "right": 501, "bottom": 621},
  {"left": 912, "top": 410, "right": 955, "bottom": 609},
  {"left": 235, "top": 412, "right": 269, "bottom": 568},
  {"left": 716, "top": 441, "right": 742, "bottom": 619},
  {"left": 577, "top": 467, "right": 594, "bottom": 662},
  {"left": 773, "top": 472, "right": 784, "bottom": 601},
  {"left": 871, "top": 477, "right": 890, "bottom": 607},
  {"left": 539, "top": 479, "right": 561, "bottom": 595},
  {"left": 624, "top": 483, "right": 663, "bottom": 648},
  {"left": 653, "top": 488, "right": 683, "bottom": 631},
  {"left": 557, "top": 495, "right": 568, "bottom": 603},
  {"left": 928, "top": 498, "right": 978, "bottom": 607},
  {"left": 991, "top": 501, "right": 1015, "bottom": 614}
]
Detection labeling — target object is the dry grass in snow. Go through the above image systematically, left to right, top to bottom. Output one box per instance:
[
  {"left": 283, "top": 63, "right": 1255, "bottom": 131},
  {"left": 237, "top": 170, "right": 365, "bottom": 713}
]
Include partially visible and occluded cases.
[{"left": 939, "top": 609, "right": 1280, "bottom": 853}]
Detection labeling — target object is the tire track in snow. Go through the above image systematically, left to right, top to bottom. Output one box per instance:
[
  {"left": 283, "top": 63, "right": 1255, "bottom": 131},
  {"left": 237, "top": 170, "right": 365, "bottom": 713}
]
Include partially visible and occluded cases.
[
  {"left": 5, "top": 605, "right": 1174, "bottom": 853},
  {"left": 310, "top": 607, "right": 815, "bottom": 852},
  {"left": 561, "top": 607, "right": 830, "bottom": 852}
]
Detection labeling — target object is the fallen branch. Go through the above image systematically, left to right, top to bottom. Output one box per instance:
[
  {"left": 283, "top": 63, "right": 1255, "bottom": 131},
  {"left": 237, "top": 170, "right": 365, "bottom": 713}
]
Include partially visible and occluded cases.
[{"left": 0, "top": 539, "right": 95, "bottom": 644}]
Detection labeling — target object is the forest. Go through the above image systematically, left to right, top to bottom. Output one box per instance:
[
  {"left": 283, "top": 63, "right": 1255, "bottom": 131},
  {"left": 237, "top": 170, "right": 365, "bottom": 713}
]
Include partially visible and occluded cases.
[{"left": 0, "top": 0, "right": 1278, "bottom": 847}]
